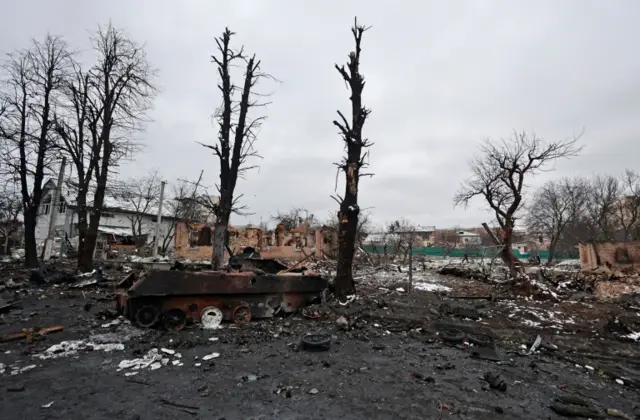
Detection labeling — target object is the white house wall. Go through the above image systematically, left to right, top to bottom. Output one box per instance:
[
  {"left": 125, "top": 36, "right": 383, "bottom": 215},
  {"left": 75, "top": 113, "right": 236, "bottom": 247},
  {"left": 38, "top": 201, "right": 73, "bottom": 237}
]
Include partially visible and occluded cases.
[
  {"left": 35, "top": 190, "right": 68, "bottom": 245},
  {"left": 35, "top": 202, "right": 175, "bottom": 251}
]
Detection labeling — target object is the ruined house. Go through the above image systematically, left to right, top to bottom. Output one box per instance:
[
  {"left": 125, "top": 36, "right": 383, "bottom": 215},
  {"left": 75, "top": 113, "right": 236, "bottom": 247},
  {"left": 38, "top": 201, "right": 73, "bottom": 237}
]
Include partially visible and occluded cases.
[
  {"left": 173, "top": 222, "right": 338, "bottom": 261},
  {"left": 578, "top": 240, "right": 640, "bottom": 271}
]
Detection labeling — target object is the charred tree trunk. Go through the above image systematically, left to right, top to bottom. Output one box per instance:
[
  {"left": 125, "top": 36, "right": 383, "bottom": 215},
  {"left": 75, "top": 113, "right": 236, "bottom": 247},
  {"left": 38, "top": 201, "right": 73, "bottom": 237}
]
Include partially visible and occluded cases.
[
  {"left": 333, "top": 19, "right": 373, "bottom": 299},
  {"left": 207, "top": 29, "right": 265, "bottom": 270},
  {"left": 80, "top": 143, "right": 111, "bottom": 272},
  {"left": 76, "top": 195, "right": 88, "bottom": 261},
  {"left": 23, "top": 208, "right": 38, "bottom": 267},
  {"left": 500, "top": 221, "right": 520, "bottom": 277},
  {"left": 547, "top": 235, "right": 558, "bottom": 265}
]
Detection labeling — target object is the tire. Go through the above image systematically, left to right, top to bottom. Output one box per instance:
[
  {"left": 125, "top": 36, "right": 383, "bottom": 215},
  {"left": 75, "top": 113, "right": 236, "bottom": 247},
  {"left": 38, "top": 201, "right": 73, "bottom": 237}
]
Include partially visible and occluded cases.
[
  {"left": 134, "top": 305, "right": 160, "bottom": 328},
  {"left": 232, "top": 305, "right": 252, "bottom": 324},
  {"left": 162, "top": 308, "right": 187, "bottom": 331},
  {"left": 439, "top": 328, "right": 465, "bottom": 344},
  {"left": 300, "top": 333, "right": 331, "bottom": 351},
  {"left": 468, "top": 333, "right": 494, "bottom": 348}
]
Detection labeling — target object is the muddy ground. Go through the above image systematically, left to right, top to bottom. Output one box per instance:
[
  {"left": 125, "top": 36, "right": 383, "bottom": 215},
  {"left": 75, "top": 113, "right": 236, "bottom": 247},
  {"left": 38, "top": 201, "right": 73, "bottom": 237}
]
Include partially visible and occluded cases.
[{"left": 1, "top": 262, "right": 640, "bottom": 419}]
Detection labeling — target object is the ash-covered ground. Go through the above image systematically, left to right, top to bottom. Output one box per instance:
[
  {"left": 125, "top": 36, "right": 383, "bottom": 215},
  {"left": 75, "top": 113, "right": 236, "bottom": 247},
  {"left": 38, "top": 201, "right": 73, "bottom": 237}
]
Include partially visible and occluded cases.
[{"left": 1, "top": 259, "right": 639, "bottom": 419}]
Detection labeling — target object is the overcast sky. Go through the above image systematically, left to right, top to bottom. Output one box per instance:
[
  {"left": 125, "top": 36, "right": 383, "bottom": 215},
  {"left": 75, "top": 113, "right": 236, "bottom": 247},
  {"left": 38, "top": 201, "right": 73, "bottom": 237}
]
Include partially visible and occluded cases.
[{"left": 2, "top": 1, "right": 639, "bottom": 229}]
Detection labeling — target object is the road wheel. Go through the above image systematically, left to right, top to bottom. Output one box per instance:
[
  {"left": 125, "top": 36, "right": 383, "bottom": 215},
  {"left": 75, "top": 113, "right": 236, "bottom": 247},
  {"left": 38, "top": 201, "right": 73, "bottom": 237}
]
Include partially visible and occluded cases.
[
  {"left": 134, "top": 305, "right": 160, "bottom": 328},
  {"left": 232, "top": 305, "right": 251, "bottom": 324},
  {"left": 201, "top": 306, "right": 223, "bottom": 329},
  {"left": 162, "top": 308, "right": 187, "bottom": 331}
]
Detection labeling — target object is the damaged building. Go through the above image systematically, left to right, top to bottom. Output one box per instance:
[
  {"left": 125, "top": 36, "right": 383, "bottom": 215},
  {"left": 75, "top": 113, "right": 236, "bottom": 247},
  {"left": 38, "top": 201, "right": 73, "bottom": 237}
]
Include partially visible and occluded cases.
[
  {"left": 35, "top": 179, "right": 178, "bottom": 257},
  {"left": 173, "top": 222, "right": 338, "bottom": 261},
  {"left": 579, "top": 240, "right": 640, "bottom": 271}
]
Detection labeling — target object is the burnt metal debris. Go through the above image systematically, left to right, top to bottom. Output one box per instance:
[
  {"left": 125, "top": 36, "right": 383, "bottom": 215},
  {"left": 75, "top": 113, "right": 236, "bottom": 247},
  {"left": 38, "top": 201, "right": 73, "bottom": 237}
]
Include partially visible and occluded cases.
[{"left": 116, "top": 269, "right": 328, "bottom": 330}]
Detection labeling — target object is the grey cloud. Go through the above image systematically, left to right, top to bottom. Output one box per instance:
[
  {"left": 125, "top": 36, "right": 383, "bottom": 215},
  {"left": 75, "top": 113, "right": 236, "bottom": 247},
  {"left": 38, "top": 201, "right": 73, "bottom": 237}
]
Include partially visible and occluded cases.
[{"left": 2, "top": 0, "right": 639, "bottom": 229}]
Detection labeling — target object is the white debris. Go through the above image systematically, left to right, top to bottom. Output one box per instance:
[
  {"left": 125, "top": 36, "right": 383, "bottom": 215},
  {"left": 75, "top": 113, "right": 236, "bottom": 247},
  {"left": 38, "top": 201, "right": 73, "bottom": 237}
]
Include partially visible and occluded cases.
[
  {"left": 413, "top": 282, "right": 451, "bottom": 292},
  {"left": 396, "top": 287, "right": 405, "bottom": 293},
  {"left": 338, "top": 295, "right": 356, "bottom": 306},
  {"left": 101, "top": 319, "right": 121, "bottom": 328},
  {"left": 623, "top": 331, "right": 640, "bottom": 341},
  {"left": 527, "top": 335, "right": 542, "bottom": 355},
  {"left": 208, "top": 337, "right": 219, "bottom": 342},
  {"left": 37, "top": 340, "right": 124, "bottom": 359},
  {"left": 118, "top": 348, "right": 162, "bottom": 371},
  {"left": 160, "top": 348, "right": 175, "bottom": 355},
  {"left": 202, "top": 352, "right": 220, "bottom": 361},
  {"left": 171, "top": 360, "right": 181, "bottom": 366},
  {"left": 150, "top": 362, "right": 162, "bottom": 370},
  {"left": 195, "top": 363, "right": 202, "bottom": 367},
  {"left": 20, "top": 364, "right": 36, "bottom": 373},
  {"left": 585, "top": 365, "right": 594, "bottom": 371},
  {"left": 124, "top": 372, "right": 138, "bottom": 377},
  {"left": 616, "top": 379, "right": 625, "bottom": 385},
  {"left": 42, "top": 402, "right": 54, "bottom": 408}
]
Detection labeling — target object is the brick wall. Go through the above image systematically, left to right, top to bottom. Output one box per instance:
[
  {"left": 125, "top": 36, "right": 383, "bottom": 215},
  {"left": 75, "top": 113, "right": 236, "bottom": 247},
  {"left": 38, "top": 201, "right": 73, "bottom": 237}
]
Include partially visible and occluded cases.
[
  {"left": 172, "top": 222, "right": 335, "bottom": 262},
  {"left": 578, "top": 240, "right": 640, "bottom": 271}
]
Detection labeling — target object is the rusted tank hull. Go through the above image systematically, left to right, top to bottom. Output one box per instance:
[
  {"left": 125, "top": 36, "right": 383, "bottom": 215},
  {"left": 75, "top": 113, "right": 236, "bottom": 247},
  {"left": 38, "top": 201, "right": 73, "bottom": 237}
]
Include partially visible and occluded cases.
[{"left": 116, "top": 270, "right": 327, "bottom": 326}]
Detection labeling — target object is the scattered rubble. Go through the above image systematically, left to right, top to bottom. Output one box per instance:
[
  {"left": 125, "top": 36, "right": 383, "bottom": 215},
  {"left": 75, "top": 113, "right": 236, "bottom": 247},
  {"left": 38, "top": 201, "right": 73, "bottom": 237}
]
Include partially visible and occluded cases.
[{"left": 0, "top": 255, "right": 638, "bottom": 418}]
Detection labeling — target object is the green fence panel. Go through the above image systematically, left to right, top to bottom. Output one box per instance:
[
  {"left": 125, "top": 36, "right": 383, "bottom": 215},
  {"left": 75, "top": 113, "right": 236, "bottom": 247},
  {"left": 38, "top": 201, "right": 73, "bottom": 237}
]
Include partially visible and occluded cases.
[{"left": 362, "top": 245, "right": 574, "bottom": 261}]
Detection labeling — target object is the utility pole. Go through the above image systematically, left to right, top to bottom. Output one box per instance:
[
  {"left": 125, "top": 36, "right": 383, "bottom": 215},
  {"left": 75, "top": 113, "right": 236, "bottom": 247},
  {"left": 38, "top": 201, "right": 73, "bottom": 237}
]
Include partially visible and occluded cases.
[
  {"left": 42, "top": 157, "right": 67, "bottom": 261},
  {"left": 153, "top": 181, "right": 167, "bottom": 257}
]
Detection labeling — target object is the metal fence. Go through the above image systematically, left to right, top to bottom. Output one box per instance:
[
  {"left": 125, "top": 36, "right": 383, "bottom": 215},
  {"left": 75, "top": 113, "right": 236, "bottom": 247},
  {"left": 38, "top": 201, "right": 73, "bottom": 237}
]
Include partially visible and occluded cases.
[{"left": 362, "top": 245, "right": 575, "bottom": 261}]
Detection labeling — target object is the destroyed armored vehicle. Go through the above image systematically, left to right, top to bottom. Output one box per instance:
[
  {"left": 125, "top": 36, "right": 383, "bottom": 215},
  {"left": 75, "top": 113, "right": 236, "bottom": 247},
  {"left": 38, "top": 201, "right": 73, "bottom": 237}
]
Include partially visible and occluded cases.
[{"left": 116, "top": 269, "right": 328, "bottom": 330}]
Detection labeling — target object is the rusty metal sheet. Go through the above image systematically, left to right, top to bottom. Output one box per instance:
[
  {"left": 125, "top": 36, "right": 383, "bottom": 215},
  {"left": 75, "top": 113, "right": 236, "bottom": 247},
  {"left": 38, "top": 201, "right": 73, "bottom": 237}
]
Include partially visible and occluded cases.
[{"left": 128, "top": 270, "right": 328, "bottom": 298}]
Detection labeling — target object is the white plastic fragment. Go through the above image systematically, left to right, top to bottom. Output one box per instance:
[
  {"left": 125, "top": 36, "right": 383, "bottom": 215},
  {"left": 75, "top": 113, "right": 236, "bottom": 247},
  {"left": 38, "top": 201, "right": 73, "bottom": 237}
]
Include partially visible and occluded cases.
[
  {"left": 527, "top": 335, "right": 542, "bottom": 355},
  {"left": 160, "top": 348, "right": 175, "bottom": 355},
  {"left": 202, "top": 352, "right": 220, "bottom": 361},
  {"left": 615, "top": 379, "right": 624, "bottom": 385},
  {"left": 42, "top": 402, "right": 54, "bottom": 408}
]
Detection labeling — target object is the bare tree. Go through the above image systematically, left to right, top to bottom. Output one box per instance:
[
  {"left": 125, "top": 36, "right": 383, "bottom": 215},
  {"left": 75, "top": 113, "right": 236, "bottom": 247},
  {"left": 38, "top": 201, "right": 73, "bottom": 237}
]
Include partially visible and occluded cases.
[
  {"left": 332, "top": 18, "right": 373, "bottom": 299},
  {"left": 74, "top": 23, "right": 157, "bottom": 271},
  {"left": 202, "top": 28, "right": 270, "bottom": 269},
  {"left": 0, "top": 35, "right": 72, "bottom": 267},
  {"left": 55, "top": 61, "right": 102, "bottom": 263},
  {"left": 454, "top": 131, "right": 581, "bottom": 277},
  {"left": 610, "top": 169, "right": 640, "bottom": 241},
  {"left": 113, "top": 172, "right": 161, "bottom": 241},
  {"left": 161, "top": 173, "right": 207, "bottom": 253},
  {"left": 584, "top": 174, "right": 621, "bottom": 241},
  {"left": 526, "top": 177, "right": 589, "bottom": 264},
  {"left": 0, "top": 181, "right": 23, "bottom": 254},
  {"left": 273, "top": 208, "right": 320, "bottom": 231},
  {"left": 326, "top": 209, "right": 372, "bottom": 247},
  {"left": 386, "top": 219, "right": 419, "bottom": 263}
]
